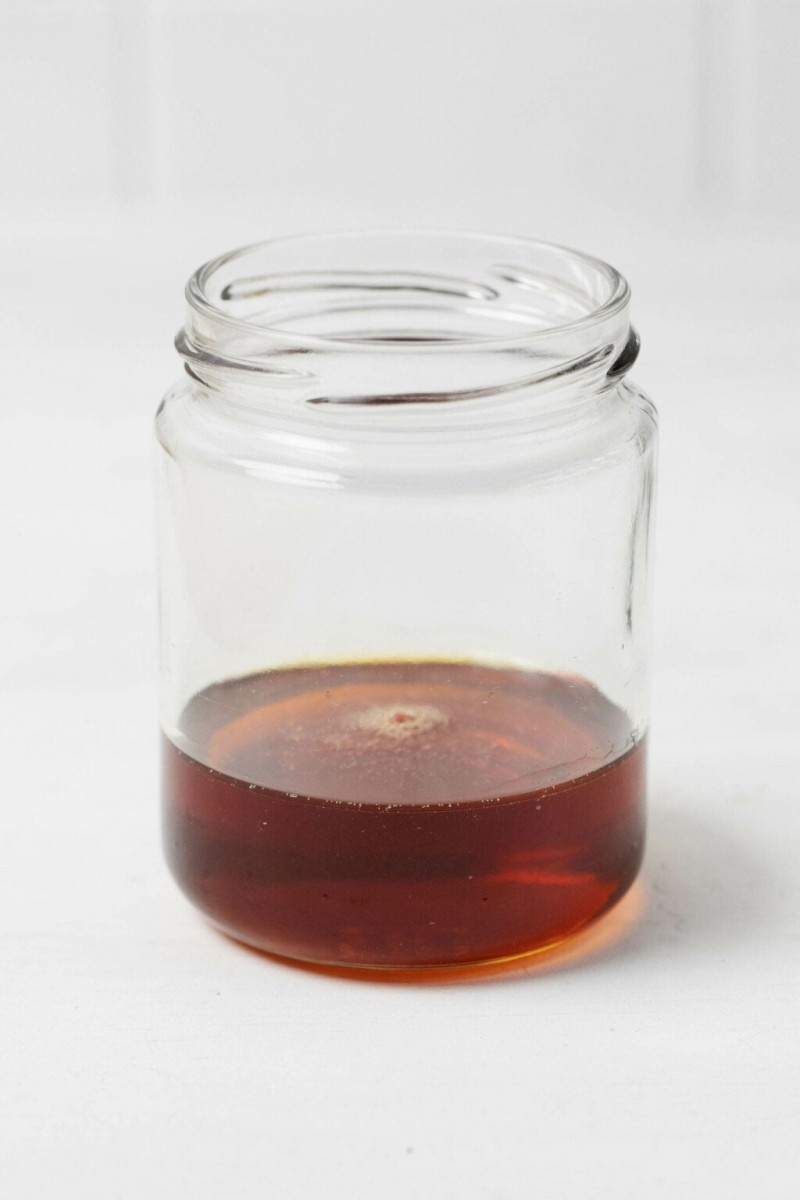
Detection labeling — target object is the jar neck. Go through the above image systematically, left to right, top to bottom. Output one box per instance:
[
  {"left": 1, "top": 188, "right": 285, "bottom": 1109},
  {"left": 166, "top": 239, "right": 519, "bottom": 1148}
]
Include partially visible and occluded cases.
[{"left": 176, "top": 232, "right": 636, "bottom": 436}]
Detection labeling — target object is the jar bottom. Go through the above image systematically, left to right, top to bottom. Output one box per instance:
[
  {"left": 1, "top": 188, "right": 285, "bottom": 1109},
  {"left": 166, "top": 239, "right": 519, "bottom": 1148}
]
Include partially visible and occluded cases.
[
  {"left": 162, "top": 660, "right": 646, "bottom": 970},
  {"left": 199, "top": 872, "right": 642, "bottom": 974}
]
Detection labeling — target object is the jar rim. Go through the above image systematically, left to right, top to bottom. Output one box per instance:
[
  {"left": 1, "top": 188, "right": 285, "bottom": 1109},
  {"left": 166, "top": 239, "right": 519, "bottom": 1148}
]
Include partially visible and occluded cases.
[{"left": 185, "top": 229, "right": 630, "bottom": 355}]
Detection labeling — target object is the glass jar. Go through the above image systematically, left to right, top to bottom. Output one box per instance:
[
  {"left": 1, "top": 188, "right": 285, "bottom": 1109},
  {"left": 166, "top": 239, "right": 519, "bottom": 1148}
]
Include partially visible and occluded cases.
[{"left": 157, "top": 232, "right": 657, "bottom": 970}]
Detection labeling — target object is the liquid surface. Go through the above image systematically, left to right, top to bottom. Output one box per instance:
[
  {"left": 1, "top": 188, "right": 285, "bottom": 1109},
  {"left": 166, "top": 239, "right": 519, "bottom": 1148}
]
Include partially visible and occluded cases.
[{"left": 163, "top": 661, "right": 646, "bottom": 967}]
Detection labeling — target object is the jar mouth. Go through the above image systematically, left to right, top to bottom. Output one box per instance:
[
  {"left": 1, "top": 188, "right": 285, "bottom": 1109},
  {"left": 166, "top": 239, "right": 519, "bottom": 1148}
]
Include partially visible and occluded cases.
[
  {"left": 186, "top": 229, "right": 629, "bottom": 354},
  {"left": 179, "top": 231, "right": 635, "bottom": 418}
]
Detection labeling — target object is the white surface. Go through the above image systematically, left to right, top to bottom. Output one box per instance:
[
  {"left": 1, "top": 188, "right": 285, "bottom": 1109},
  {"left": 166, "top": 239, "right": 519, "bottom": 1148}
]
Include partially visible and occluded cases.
[{"left": 1, "top": 216, "right": 799, "bottom": 1199}]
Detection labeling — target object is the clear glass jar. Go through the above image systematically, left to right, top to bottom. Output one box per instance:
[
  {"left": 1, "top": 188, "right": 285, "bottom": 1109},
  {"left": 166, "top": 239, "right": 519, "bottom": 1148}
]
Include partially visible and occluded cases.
[{"left": 157, "top": 232, "right": 657, "bottom": 970}]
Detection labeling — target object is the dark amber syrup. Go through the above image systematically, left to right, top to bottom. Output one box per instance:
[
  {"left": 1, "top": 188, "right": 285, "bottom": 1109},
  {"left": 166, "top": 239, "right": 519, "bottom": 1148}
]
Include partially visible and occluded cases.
[{"left": 163, "top": 661, "right": 645, "bottom": 968}]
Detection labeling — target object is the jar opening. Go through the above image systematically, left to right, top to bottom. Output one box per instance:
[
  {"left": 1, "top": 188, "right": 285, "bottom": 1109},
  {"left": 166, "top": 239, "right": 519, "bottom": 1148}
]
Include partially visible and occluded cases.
[
  {"left": 186, "top": 230, "right": 628, "bottom": 352},
  {"left": 178, "top": 231, "right": 633, "bottom": 414}
]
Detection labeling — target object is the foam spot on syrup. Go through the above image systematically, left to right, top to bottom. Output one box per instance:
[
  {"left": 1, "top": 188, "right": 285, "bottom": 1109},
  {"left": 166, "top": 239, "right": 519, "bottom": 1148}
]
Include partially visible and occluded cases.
[{"left": 346, "top": 703, "right": 448, "bottom": 741}]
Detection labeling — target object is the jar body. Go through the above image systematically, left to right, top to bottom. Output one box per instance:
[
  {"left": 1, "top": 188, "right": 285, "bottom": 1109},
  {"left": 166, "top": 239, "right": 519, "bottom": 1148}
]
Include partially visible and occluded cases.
[{"left": 157, "top": 234, "right": 657, "bottom": 968}]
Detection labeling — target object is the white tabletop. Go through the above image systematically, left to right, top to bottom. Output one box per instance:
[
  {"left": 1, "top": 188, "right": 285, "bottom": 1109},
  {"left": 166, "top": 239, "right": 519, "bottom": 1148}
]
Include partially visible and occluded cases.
[{"left": 2, "top": 221, "right": 798, "bottom": 1199}]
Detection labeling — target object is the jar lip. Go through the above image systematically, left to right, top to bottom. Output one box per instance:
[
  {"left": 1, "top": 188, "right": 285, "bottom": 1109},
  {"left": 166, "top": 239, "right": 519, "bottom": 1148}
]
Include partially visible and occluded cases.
[{"left": 185, "top": 229, "right": 630, "bottom": 355}]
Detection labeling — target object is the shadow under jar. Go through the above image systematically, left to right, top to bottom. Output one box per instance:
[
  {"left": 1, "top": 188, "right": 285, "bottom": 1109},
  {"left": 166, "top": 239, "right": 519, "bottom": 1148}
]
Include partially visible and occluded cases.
[{"left": 157, "top": 232, "right": 657, "bottom": 970}]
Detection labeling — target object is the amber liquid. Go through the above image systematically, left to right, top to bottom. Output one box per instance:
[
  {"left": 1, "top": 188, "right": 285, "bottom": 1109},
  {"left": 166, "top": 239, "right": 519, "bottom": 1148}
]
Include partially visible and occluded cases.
[{"left": 163, "top": 661, "right": 645, "bottom": 968}]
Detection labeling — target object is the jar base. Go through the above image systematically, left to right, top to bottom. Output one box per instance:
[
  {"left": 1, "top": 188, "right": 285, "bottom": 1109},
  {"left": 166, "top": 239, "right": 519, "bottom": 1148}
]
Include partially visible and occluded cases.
[{"left": 199, "top": 877, "right": 643, "bottom": 978}]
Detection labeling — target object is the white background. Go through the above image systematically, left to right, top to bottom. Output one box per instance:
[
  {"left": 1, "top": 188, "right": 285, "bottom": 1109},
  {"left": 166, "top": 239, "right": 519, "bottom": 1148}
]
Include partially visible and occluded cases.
[{"left": 1, "top": 2, "right": 799, "bottom": 1197}]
